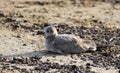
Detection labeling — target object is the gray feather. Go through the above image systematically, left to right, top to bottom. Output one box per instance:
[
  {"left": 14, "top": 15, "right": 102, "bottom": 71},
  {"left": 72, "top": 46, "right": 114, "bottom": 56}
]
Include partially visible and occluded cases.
[{"left": 44, "top": 26, "right": 97, "bottom": 54}]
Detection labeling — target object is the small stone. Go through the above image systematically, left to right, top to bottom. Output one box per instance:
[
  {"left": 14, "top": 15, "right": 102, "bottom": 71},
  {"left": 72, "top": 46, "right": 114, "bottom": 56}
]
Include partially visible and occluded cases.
[
  {"left": 0, "top": 12, "right": 4, "bottom": 17},
  {"left": 4, "top": 18, "right": 15, "bottom": 22},
  {"left": 92, "top": 19, "right": 98, "bottom": 23},
  {"left": 24, "top": 20, "right": 27, "bottom": 22},
  {"left": 44, "top": 23, "right": 51, "bottom": 27},
  {"left": 12, "top": 24, "right": 19, "bottom": 30},
  {"left": 36, "top": 30, "right": 44, "bottom": 35},
  {"left": 16, "top": 35, "right": 21, "bottom": 38},
  {"left": 22, "top": 44, "right": 27, "bottom": 46},
  {"left": 81, "top": 57, "right": 86, "bottom": 61},
  {"left": 46, "top": 59, "right": 49, "bottom": 62},
  {"left": 86, "top": 63, "right": 91, "bottom": 66},
  {"left": 71, "top": 65, "right": 77, "bottom": 70},
  {"left": 11, "top": 66, "right": 19, "bottom": 70}
]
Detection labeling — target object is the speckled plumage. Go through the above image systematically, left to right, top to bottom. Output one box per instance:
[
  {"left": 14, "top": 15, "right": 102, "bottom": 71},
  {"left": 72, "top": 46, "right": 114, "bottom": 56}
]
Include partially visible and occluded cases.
[{"left": 44, "top": 26, "right": 97, "bottom": 54}]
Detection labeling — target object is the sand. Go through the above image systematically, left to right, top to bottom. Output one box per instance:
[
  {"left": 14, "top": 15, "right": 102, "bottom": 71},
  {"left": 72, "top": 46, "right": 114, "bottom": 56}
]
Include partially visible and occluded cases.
[{"left": 0, "top": 0, "right": 120, "bottom": 73}]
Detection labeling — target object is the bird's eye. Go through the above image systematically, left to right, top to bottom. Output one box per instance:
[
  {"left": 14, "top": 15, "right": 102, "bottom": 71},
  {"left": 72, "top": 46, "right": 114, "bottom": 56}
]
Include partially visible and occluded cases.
[{"left": 46, "top": 30, "right": 49, "bottom": 33}]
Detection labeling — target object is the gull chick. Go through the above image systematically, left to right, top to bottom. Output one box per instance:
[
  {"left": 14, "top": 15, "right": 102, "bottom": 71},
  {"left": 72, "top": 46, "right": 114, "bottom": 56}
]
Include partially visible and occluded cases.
[{"left": 44, "top": 26, "right": 97, "bottom": 54}]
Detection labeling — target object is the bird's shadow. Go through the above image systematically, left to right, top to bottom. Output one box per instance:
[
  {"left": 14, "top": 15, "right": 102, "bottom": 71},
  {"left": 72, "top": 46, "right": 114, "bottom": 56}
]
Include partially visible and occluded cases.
[
  {"left": 3, "top": 50, "right": 96, "bottom": 58},
  {"left": 4, "top": 50, "right": 63, "bottom": 58}
]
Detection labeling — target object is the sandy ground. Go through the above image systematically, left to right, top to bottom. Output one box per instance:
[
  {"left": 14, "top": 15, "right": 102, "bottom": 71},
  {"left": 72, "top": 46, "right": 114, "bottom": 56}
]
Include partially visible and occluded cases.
[{"left": 0, "top": 0, "right": 120, "bottom": 73}]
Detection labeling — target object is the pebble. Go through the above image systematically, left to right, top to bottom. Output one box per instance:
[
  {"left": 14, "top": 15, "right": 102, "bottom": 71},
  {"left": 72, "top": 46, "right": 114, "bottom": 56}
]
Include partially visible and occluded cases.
[
  {"left": 0, "top": 12, "right": 4, "bottom": 17},
  {"left": 4, "top": 18, "right": 15, "bottom": 22}
]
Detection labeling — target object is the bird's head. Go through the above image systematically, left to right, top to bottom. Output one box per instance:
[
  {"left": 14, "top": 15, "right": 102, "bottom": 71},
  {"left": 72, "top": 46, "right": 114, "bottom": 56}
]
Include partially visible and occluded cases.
[{"left": 44, "top": 26, "right": 58, "bottom": 37}]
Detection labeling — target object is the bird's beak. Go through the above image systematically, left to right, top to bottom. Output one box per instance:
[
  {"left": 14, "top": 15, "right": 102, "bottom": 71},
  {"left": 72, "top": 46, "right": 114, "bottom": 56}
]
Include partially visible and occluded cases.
[{"left": 44, "top": 35, "right": 46, "bottom": 38}]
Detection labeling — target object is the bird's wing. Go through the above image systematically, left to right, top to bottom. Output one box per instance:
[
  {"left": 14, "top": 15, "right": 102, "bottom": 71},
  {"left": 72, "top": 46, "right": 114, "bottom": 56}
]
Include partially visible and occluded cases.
[
  {"left": 53, "top": 34, "right": 84, "bottom": 53},
  {"left": 55, "top": 34, "right": 78, "bottom": 43}
]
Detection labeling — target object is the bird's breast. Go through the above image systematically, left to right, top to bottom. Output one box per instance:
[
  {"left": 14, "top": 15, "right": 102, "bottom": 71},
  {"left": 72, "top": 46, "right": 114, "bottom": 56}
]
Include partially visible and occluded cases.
[{"left": 45, "top": 38, "right": 55, "bottom": 50}]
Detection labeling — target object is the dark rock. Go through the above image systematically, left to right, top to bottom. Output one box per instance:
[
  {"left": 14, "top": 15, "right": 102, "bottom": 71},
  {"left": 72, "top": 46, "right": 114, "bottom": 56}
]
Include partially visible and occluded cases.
[
  {"left": 0, "top": 12, "right": 4, "bottom": 17},
  {"left": 18, "top": 15, "right": 24, "bottom": 18},
  {"left": 4, "top": 18, "right": 15, "bottom": 22},
  {"left": 92, "top": 19, "right": 98, "bottom": 23},
  {"left": 23, "top": 20, "right": 28, "bottom": 22},
  {"left": 32, "top": 23, "right": 40, "bottom": 30},
  {"left": 43, "top": 23, "right": 51, "bottom": 27},
  {"left": 11, "top": 24, "right": 19, "bottom": 30},
  {"left": 36, "top": 30, "right": 44, "bottom": 35},
  {"left": 16, "top": 35, "right": 21, "bottom": 38},
  {"left": 22, "top": 44, "right": 27, "bottom": 46},
  {"left": 0, "top": 54, "right": 2, "bottom": 59},
  {"left": 10, "top": 57, "right": 23, "bottom": 64},
  {"left": 86, "top": 63, "right": 91, "bottom": 69},
  {"left": 86, "top": 63, "right": 91, "bottom": 67},
  {"left": 2, "top": 65, "right": 9, "bottom": 69},
  {"left": 35, "top": 65, "right": 49, "bottom": 71},
  {"left": 71, "top": 65, "right": 77, "bottom": 70},
  {"left": 11, "top": 66, "right": 20, "bottom": 70},
  {"left": 20, "top": 68, "right": 28, "bottom": 73}
]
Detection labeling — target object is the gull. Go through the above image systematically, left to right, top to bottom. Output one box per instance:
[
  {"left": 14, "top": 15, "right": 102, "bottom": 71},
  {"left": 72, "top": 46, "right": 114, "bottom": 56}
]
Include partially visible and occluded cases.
[{"left": 44, "top": 26, "right": 97, "bottom": 54}]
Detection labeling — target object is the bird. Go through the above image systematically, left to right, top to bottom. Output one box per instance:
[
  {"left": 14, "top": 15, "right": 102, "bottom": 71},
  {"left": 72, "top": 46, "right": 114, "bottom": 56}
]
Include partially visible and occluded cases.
[{"left": 44, "top": 25, "right": 97, "bottom": 54}]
